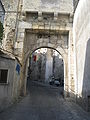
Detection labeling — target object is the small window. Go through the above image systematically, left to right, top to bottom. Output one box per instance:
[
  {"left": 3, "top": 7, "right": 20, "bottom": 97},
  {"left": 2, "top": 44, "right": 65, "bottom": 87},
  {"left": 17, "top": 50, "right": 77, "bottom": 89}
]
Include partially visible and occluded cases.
[{"left": 0, "top": 69, "right": 8, "bottom": 83}]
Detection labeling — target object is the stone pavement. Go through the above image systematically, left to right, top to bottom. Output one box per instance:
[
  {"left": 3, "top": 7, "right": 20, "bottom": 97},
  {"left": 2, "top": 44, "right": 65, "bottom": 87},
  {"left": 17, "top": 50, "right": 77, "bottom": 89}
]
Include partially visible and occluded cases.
[{"left": 0, "top": 80, "right": 90, "bottom": 120}]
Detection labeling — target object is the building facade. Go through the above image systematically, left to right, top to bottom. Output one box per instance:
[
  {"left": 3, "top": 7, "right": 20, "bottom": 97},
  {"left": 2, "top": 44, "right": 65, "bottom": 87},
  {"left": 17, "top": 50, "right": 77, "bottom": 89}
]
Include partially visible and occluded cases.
[{"left": 1, "top": 0, "right": 74, "bottom": 100}]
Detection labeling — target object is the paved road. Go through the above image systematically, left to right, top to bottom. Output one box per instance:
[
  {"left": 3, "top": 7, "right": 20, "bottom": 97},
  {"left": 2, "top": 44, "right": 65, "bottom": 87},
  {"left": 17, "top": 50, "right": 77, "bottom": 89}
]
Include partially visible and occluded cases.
[{"left": 0, "top": 80, "right": 90, "bottom": 120}]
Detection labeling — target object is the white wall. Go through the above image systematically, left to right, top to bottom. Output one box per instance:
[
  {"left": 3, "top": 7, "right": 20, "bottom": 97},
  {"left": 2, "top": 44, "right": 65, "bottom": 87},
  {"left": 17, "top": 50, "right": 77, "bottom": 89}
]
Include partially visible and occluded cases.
[{"left": 73, "top": 0, "right": 90, "bottom": 98}]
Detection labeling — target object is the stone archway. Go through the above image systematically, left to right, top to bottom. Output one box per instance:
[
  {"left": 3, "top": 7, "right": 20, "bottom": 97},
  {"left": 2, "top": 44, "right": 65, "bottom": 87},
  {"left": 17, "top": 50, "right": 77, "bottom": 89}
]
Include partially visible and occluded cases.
[{"left": 20, "top": 36, "right": 69, "bottom": 96}]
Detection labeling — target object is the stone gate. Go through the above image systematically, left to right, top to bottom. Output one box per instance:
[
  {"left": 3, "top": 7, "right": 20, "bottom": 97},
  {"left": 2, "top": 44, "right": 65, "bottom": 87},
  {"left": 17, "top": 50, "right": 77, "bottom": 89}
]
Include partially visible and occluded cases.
[{"left": 2, "top": 0, "right": 75, "bottom": 97}]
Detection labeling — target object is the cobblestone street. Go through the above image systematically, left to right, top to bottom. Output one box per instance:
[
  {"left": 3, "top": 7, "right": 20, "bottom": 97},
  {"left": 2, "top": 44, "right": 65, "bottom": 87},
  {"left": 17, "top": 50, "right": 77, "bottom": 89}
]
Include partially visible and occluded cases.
[{"left": 0, "top": 81, "right": 90, "bottom": 120}]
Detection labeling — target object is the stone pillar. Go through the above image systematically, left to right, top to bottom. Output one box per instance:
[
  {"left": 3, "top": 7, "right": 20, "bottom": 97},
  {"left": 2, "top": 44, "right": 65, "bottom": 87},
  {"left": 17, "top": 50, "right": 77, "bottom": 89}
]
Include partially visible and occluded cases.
[
  {"left": 14, "top": 27, "right": 26, "bottom": 96},
  {"left": 14, "top": 28, "right": 25, "bottom": 60},
  {"left": 68, "top": 30, "right": 75, "bottom": 98},
  {"left": 45, "top": 49, "right": 53, "bottom": 82},
  {"left": 63, "top": 55, "right": 69, "bottom": 97}
]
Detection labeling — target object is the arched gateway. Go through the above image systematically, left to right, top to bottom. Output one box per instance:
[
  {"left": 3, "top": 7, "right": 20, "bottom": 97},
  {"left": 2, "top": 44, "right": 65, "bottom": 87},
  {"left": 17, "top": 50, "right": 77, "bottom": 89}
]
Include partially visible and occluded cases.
[
  {"left": 3, "top": 0, "right": 75, "bottom": 97},
  {"left": 17, "top": 27, "right": 72, "bottom": 97}
]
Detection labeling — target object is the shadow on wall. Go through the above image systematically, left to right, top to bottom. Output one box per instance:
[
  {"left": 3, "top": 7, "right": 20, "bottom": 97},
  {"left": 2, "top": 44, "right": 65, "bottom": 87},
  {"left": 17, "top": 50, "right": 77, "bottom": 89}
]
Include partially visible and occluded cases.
[
  {"left": 76, "top": 38, "right": 90, "bottom": 111},
  {"left": 82, "top": 38, "right": 90, "bottom": 111},
  {"left": 67, "top": 39, "right": 90, "bottom": 112}
]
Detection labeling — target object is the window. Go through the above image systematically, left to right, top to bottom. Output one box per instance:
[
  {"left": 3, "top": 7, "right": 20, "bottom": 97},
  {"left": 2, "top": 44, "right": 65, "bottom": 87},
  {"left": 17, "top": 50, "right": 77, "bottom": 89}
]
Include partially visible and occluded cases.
[{"left": 0, "top": 69, "right": 8, "bottom": 83}]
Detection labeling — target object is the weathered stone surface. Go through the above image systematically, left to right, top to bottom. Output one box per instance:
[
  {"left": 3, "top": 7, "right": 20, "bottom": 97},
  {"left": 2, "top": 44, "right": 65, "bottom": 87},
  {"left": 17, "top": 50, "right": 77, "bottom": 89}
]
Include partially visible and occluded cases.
[{"left": 23, "top": 0, "right": 73, "bottom": 13}]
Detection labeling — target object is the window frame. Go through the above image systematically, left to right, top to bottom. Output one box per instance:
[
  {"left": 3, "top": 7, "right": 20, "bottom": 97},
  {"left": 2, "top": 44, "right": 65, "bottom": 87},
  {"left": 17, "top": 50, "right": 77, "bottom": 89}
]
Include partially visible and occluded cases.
[{"left": 0, "top": 69, "right": 9, "bottom": 85}]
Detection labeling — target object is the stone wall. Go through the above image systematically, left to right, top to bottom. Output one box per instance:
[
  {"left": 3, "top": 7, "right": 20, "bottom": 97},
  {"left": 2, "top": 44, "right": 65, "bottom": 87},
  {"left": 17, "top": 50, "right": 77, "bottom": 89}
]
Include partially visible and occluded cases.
[
  {"left": 2, "top": 0, "right": 19, "bottom": 51},
  {"left": 23, "top": 0, "right": 73, "bottom": 14},
  {"left": 73, "top": 0, "right": 90, "bottom": 110}
]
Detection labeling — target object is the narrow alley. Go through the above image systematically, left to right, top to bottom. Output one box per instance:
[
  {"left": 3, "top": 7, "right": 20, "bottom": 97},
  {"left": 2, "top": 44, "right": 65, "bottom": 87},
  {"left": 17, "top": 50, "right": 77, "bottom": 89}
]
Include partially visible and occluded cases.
[{"left": 0, "top": 80, "right": 90, "bottom": 120}]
